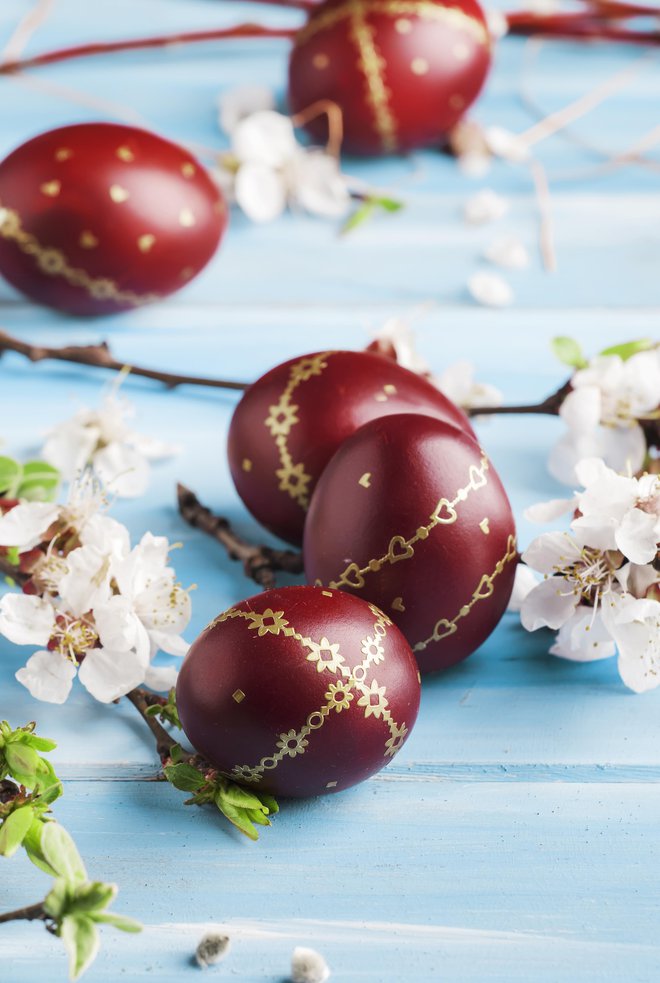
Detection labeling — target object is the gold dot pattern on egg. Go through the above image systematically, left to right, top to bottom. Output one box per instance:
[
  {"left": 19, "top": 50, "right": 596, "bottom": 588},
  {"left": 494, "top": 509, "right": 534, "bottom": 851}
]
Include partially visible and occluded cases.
[
  {"left": 395, "top": 17, "right": 413, "bottom": 33},
  {"left": 453, "top": 42, "right": 470, "bottom": 62},
  {"left": 313, "top": 52, "right": 330, "bottom": 69},
  {"left": 411, "top": 57, "right": 429, "bottom": 76},
  {"left": 116, "top": 146, "right": 135, "bottom": 162},
  {"left": 55, "top": 148, "right": 72, "bottom": 162},
  {"left": 181, "top": 162, "right": 196, "bottom": 178},
  {"left": 40, "top": 180, "right": 61, "bottom": 197},
  {"left": 109, "top": 184, "right": 129, "bottom": 203},
  {"left": 179, "top": 208, "right": 196, "bottom": 227},
  {"left": 79, "top": 231, "right": 99, "bottom": 249},
  {"left": 137, "top": 233, "right": 156, "bottom": 253},
  {"left": 180, "top": 266, "right": 194, "bottom": 280},
  {"left": 242, "top": 458, "right": 253, "bottom": 472},
  {"left": 359, "top": 472, "right": 372, "bottom": 488},
  {"left": 232, "top": 689, "right": 246, "bottom": 704}
]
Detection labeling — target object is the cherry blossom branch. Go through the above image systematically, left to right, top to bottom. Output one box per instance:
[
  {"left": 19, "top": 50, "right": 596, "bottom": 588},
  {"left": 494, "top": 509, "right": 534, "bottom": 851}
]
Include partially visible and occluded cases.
[
  {"left": 0, "top": 24, "right": 296, "bottom": 75},
  {"left": 0, "top": 330, "right": 248, "bottom": 392},
  {"left": 468, "top": 380, "right": 572, "bottom": 418},
  {"left": 177, "top": 483, "right": 303, "bottom": 590},
  {"left": 124, "top": 688, "right": 178, "bottom": 761},
  {"left": 0, "top": 902, "right": 48, "bottom": 926}
]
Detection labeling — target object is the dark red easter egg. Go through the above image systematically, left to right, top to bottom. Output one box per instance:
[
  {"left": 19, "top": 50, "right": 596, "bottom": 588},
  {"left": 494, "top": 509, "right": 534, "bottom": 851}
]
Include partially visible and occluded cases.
[
  {"left": 288, "top": 0, "right": 492, "bottom": 156},
  {"left": 0, "top": 122, "right": 227, "bottom": 315},
  {"left": 228, "top": 349, "right": 474, "bottom": 546},
  {"left": 303, "top": 414, "right": 517, "bottom": 673},
  {"left": 176, "top": 585, "right": 421, "bottom": 797}
]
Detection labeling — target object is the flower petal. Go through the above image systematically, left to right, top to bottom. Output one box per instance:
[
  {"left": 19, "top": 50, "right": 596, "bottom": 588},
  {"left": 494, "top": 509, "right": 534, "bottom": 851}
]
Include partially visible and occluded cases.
[
  {"left": 232, "top": 110, "right": 297, "bottom": 167},
  {"left": 234, "top": 162, "right": 287, "bottom": 223},
  {"left": 467, "top": 271, "right": 513, "bottom": 308},
  {"left": 42, "top": 422, "right": 99, "bottom": 481},
  {"left": 93, "top": 443, "right": 150, "bottom": 499},
  {"left": 524, "top": 496, "right": 576, "bottom": 524},
  {"left": 0, "top": 502, "right": 59, "bottom": 549},
  {"left": 615, "top": 507, "right": 659, "bottom": 565},
  {"left": 522, "top": 531, "right": 582, "bottom": 576},
  {"left": 58, "top": 545, "right": 113, "bottom": 617},
  {"left": 507, "top": 564, "right": 539, "bottom": 612},
  {"left": 520, "top": 576, "right": 579, "bottom": 631},
  {"left": 0, "top": 593, "right": 54, "bottom": 646},
  {"left": 94, "top": 596, "right": 151, "bottom": 665},
  {"left": 549, "top": 607, "right": 616, "bottom": 662},
  {"left": 78, "top": 647, "right": 148, "bottom": 702},
  {"left": 15, "top": 650, "right": 76, "bottom": 704},
  {"left": 144, "top": 663, "right": 179, "bottom": 691}
]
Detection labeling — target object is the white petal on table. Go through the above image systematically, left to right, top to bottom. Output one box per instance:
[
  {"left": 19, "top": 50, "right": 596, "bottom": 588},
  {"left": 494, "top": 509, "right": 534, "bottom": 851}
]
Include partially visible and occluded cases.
[{"left": 467, "top": 271, "right": 514, "bottom": 308}]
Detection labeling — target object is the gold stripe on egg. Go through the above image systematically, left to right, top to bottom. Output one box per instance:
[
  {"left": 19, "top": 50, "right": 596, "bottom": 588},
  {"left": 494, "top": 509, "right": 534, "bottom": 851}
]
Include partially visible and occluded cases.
[
  {"left": 0, "top": 200, "right": 161, "bottom": 307},
  {"left": 412, "top": 534, "right": 518, "bottom": 652},
  {"left": 207, "top": 604, "right": 408, "bottom": 783}
]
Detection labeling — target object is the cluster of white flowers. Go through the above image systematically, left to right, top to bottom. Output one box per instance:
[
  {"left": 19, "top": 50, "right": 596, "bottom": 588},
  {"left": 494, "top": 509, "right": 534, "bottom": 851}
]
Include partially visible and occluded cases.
[
  {"left": 215, "top": 87, "right": 350, "bottom": 223},
  {"left": 549, "top": 346, "right": 660, "bottom": 485},
  {"left": 42, "top": 392, "right": 178, "bottom": 499},
  {"left": 518, "top": 457, "right": 660, "bottom": 692},
  {"left": 0, "top": 476, "right": 191, "bottom": 704}
]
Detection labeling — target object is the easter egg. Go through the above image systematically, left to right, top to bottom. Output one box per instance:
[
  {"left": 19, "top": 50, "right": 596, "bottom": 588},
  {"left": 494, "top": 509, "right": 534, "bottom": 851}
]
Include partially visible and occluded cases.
[
  {"left": 288, "top": 0, "right": 492, "bottom": 156},
  {"left": 0, "top": 122, "right": 227, "bottom": 315},
  {"left": 228, "top": 349, "right": 474, "bottom": 545},
  {"left": 303, "top": 414, "right": 517, "bottom": 673},
  {"left": 176, "top": 585, "right": 421, "bottom": 797}
]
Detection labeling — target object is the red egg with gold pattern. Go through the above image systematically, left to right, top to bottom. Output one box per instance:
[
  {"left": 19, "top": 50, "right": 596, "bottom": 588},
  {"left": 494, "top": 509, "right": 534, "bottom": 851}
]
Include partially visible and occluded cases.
[
  {"left": 288, "top": 0, "right": 492, "bottom": 156},
  {"left": 0, "top": 122, "right": 227, "bottom": 315},
  {"left": 228, "top": 349, "right": 475, "bottom": 546},
  {"left": 303, "top": 414, "right": 517, "bottom": 673},
  {"left": 176, "top": 585, "right": 421, "bottom": 797}
]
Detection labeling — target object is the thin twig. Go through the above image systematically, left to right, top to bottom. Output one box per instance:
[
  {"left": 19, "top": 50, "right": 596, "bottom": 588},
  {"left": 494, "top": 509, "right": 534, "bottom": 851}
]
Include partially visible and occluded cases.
[
  {"left": 0, "top": 24, "right": 296, "bottom": 75},
  {"left": 0, "top": 330, "right": 248, "bottom": 392},
  {"left": 469, "top": 379, "right": 572, "bottom": 418},
  {"left": 177, "top": 484, "right": 303, "bottom": 590},
  {"left": 125, "top": 688, "right": 178, "bottom": 761},
  {"left": 0, "top": 902, "right": 47, "bottom": 925}
]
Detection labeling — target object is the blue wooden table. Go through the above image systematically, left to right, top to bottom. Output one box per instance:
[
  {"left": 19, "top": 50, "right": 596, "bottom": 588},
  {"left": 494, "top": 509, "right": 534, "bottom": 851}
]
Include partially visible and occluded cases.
[{"left": 1, "top": 2, "right": 660, "bottom": 980}]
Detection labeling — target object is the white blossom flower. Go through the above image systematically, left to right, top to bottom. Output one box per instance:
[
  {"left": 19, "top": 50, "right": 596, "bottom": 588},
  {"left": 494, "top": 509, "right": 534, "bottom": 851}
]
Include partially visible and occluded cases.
[
  {"left": 216, "top": 103, "right": 350, "bottom": 223},
  {"left": 485, "top": 126, "right": 532, "bottom": 164},
  {"left": 463, "top": 189, "right": 509, "bottom": 225},
  {"left": 484, "top": 236, "right": 530, "bottom": 270},
  {"left": 468, "top": 271, "right": 514, "bottom": 308},
  {"left": 368, "top": 317, "right": 432, "bottom": 376},
  {"left": 549, "top": 348, "right": 660, "bottom": 485},
  {"left": 43, "top": 395, "right": 178, "bottom": 499},
  {"left": 520, "top": 454, "right": 659, "bottom": 690},
  {"left": 0, "top": 480, "right": 191, "bottom": 704},
  {"left": 507, "top": 563, "right": 540, "bottom": 612},
  {"left": 601, "top": 592, "right": 660, "bottom": 693},
  {"left": 291, "top": 946, "right": 330, "bottom": 983}
]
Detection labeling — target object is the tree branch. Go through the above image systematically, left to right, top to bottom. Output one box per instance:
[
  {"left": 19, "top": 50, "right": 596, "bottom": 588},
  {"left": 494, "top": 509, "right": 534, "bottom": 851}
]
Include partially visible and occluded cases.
[
  {"left": 0, "top": 24, "right": 296, "bottom": 75},
  {"left": 0, "top": 330, "right": 247, "bottom": 392},
  {"left": 468, "top": 380, "right": 572, "bottom": 418},
  {"left": 177, "top": 483, "right": 303, "bottom": 590},
  {"left": 124, "top": 688, "right": 178, "bottom": 762},
  {"left": 0, "top": 901, "right": 47, "bottom": 925}
]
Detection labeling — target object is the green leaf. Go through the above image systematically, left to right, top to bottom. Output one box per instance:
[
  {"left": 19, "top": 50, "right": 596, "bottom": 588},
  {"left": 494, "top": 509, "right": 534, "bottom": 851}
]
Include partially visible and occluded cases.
[
  {"left": 370, "top": 194, "right": 404, "bottom": 213},
  {"left": 340, "top": 200, "right": 376, "bottom": 236},
  {"left": 551, "top": 336, "right": 587, "bottom": 369},
  {"left": 600, "top": 338, "right": 655, "bottom": 361},
  {"left": 0, "top": 456, "right": 22, "bottom": 497},
  {"left": 18, "top": 460, "right": 61, "bottom": 503},
  {"left": 5, "top": 546, "right": 19, "bottom": 566},
  {"left": 22, "top": 733, "right": 57, "bottom": 752},
  {"left": 5, "top": 742, "right": 42, "bottom": 787},
  {"left": 169, "top": 744, "right": 184, "bottom": 764},
  {"left": 164, "top": 762, "right": 206, "bottom": 792},
  {"left": 218, "top": 783, "right": 268, "bottom": 812},
  {"left": 214, "top": 794, "right": 258, "bottom": 841},
  {"left": 259, "top": 794, "right": 279, "bottom": 816},
  {"left": 0, "top": 805, "right": 34, "bottom": 856},
  {"left": 245, "top": 808, "right": 271, "bottom": 828},
  {"left": 24, "top": 819, "right": 60, "bottom": 877},
  {"left": 41, "top": 822, "right": 87, "bottom": 884},
  {"left": 44, "top": 878, "right": 71, "bottom": 919},
  {"left": 70, "top": 881, "right": 117, "bottom": 914},
  {"left": 93, "top": 912, "right": 142, "bottom": 933},
  {"left": 60, "top": 914, "right": 100, "bottom": 981}
]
